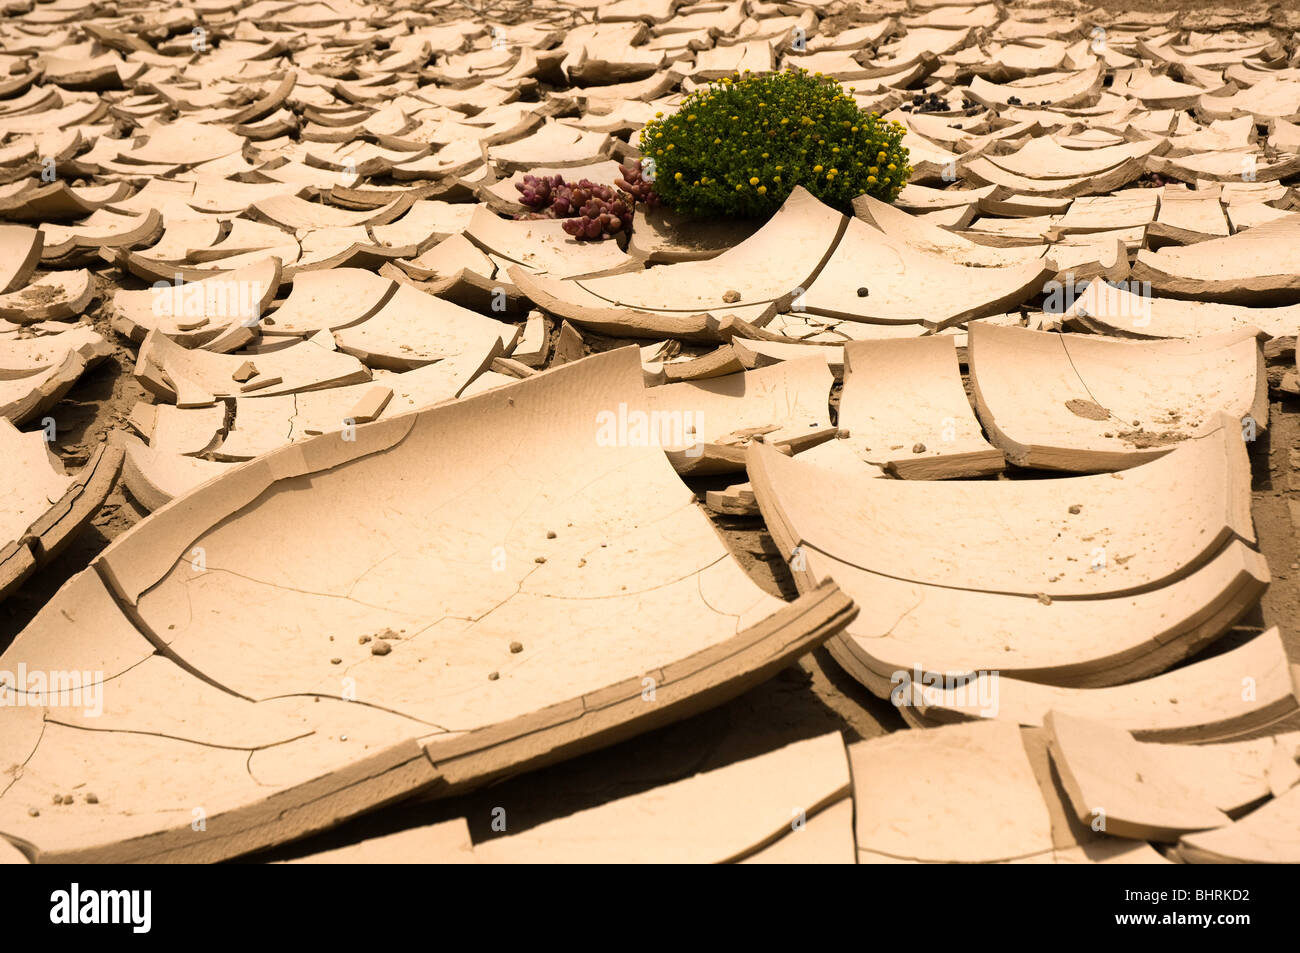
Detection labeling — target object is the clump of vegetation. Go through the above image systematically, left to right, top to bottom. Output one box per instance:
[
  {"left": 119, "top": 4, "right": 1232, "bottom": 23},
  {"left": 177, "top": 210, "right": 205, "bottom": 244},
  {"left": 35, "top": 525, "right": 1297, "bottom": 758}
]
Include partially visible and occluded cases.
[
  {"left": 636, "top": 68, "right": 910, "bottom": 218},
  {"left": 614, "top": 160, "right": 661, "bottom": 208},
  {"left": 515, "top": 174, "right": 635, "bottom": 240}
]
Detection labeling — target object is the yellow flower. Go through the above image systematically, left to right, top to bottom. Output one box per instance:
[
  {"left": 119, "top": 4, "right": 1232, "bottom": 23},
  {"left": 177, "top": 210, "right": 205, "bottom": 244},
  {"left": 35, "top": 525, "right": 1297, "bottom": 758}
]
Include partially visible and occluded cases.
[
  {"left": 655, "top": 112, "right": 663, "bottom": 118},
  {"left": 780, "top": 117, "right": 789, "bottom": 124},
  {"left": 655, "top": 132, "right": 663, "bottom": 139},
  {"left": 714, "top": 137, "right": 722, "bottom": 144},
  {"left": 666, "top": 143, "right": 674, "bottom": 150},
  {"left": 878, "top": 151, "right": 886, "bottom": 161},
  {"left": 887, "top": 163, "right": 897, "bottom": 171},
  {"left": 813, "top": 164, "right": 823, "bottom": 172},
  {"left": 869, "top": 166, "right": 877, "bottom": 175},
  {"left": 827, "top": 168, "right": 837, "bottom": 176},
  {"left": 674, "top": 172, "right": 683, "bottom": 181},
  {"left": 773, "top": 175, "right": 781, "bottom": 182},
  {"left": 867, "top": 175, "right": 877, "bottom": 183},
  {"left": 749, "top": 177, "right": 759, "bottom": 185},
  {"left": 735, "top": 184, "right": 743, "bottom": 191},
  {"left": 757, "top": 185, "right": 767, "bottom": 195}
]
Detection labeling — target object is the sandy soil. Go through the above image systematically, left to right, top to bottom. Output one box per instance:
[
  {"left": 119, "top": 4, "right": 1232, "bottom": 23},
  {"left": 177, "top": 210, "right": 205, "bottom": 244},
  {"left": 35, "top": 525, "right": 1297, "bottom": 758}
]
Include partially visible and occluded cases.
[
  {"left": 4, "top": 0, "right": 1299, "bottom": 857},
  {"left": 8, "top": 315, "right": 1290, "bottom": 859}
]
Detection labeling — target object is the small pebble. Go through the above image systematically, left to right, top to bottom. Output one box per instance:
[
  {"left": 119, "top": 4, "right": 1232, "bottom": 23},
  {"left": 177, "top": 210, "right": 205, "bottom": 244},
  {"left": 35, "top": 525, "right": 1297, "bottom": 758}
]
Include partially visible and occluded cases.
[
  {"left": 856, "top": 287, "right": 869, "bottom": 297},
  {"left": 722, "top": 289, "right": 741, "bottom": 303},
  {"left": 912, "top": 442, "right": 926, "bottom": 453},
  {"left": 1068, "top": 504, "right": 1081, "bottom": 514},
  {"left": 546, "top": 530, "right": 556, "bottom": 539},
  {"left": 535, "top": 556, "right": 547, "bottom": 564},
  {"left": 1036, "top": 593, "right": 1052, "bottom": 605},
  {"left": 359, "top": 635, "right": 372, "bottom": 644},
  {"left": 371, "top": 641, "right": 392, "bottom": 656},
  {"left": 509, "top": 641, "right": 523, "bottom": 654},
  {"left": 330, "top": 657, "right": 342, "bottom": 665},
  {"left": 488, "top": 671, "right": 500, "bottom": 681},
  {"left": 85, "top": 793, "right": 98, "bottom": 804},
  {"left": 27, "top": 808, "right": 38, "bottom": 817}
]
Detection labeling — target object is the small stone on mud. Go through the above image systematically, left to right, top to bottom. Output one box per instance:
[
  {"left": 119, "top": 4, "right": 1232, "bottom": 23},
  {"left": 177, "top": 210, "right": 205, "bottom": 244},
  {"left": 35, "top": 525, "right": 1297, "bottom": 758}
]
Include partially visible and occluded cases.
[
  {"left": 856, "top": 287, "right": 869, "bottom": 297},
  {"left": 722, "top": 289, "right": 741, "bottom": 303},
  {"left": 1065, "top": 398, "right": 1108, "bottom": 420},
  {"left": 912, "top": 442, "right": 926, "bottom": 453},
  {"left": 1068, "top": 505, "right": 1081, "bottom": 514},
  {"left": 546, "top": 530, "right": 556, "bottom": 539},
  {"left": 535, "top": 556, "right": 547, "bottom": 563},
  {"left": 1036, "top": 593, "right": 1052, "bottom": 605},
  {"left": 359, "top": 635, "right": 371, "bottom": 644},
  {"left": 371, "top": 641, "right": 391, "bottom": 656},
  {"left": 509, "top": 641, "right": 523, "bottom": 653},
  {"left": 330, "top": 657, "right": 342, "bottom": 664},
  {"left": 488, "top": 671, "right": 499, "bottom": 681},
  {"left": 85, "top": 793, "right": 98, "bottom": 804}
]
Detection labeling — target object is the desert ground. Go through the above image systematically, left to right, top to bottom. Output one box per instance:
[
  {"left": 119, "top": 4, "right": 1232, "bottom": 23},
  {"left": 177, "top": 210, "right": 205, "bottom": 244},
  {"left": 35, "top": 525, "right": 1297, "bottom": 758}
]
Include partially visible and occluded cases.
[{"left": 1, "top": 0, "right": 1298, "bottom": 865}]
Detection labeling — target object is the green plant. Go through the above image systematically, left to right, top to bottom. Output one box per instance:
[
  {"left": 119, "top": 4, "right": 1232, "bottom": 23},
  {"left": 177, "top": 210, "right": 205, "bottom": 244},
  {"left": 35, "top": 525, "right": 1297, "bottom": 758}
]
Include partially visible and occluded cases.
[{"left": 637, "top": 68, "right": 910, "bottom": 218}]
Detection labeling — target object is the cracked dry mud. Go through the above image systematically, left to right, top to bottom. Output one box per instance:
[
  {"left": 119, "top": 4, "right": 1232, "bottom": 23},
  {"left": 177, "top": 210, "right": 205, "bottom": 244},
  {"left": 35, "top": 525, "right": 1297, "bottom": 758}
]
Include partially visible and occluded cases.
[{"left": 1, "top": 0, "right": 1300, "bottom": 865}]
